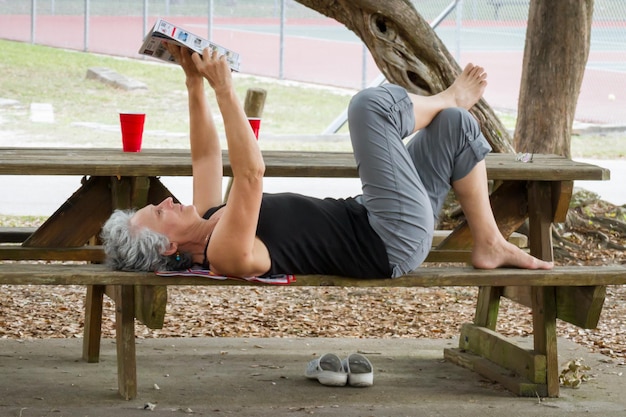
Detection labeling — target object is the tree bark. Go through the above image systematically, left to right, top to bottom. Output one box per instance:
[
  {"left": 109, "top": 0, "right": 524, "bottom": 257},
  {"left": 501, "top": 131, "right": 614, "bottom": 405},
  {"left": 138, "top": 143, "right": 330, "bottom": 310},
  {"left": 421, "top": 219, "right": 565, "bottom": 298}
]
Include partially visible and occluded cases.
[
  {"left": 295, "top": 0, "right": 514, "bottom": 153},
  {"left": 514, "top": 0, "right": 594, "bottom": 158}
]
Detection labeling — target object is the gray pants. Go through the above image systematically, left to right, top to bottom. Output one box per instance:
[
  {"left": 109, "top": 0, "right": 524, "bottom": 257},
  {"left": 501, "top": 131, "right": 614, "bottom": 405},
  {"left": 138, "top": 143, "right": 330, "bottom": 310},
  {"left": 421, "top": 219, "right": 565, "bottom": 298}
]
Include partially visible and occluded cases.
[{"left": 348, "top": 84, "right": 492, "bottom": 277}]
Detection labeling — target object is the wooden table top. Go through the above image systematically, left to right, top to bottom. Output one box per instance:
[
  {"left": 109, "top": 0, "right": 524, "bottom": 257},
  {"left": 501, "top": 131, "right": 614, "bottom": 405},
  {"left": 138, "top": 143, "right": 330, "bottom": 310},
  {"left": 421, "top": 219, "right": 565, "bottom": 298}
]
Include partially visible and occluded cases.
[{"left": 0, "top": 147, "right": 610, "bottom": 181}]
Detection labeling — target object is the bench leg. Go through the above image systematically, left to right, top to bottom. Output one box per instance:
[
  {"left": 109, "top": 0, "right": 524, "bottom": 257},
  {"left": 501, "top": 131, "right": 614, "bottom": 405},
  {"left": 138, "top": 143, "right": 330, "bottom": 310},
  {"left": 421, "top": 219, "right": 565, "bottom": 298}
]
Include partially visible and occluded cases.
[
  {"left": 445, "top": 181, "right": 562, "bottom": 397},
  {"left": 446, "top": 284, "right": 550, "bottom": 396},
  {"left": 82, "top": 285, "right": 105, "bottom": 363},
  {"left": 115, "top": 285, "right": 137, "bottom": 400},
  {"left": 135, "top": 285, "right": 168, "bottom": 329},
  {"left": 474, "top": 286, "right": 503, "bottom": 330},
  {"left": 532, "top": 286, "right": 559, "bottom": 397},
  {"left": 446, "top": 322, "right": 547, "bottom": 396}
]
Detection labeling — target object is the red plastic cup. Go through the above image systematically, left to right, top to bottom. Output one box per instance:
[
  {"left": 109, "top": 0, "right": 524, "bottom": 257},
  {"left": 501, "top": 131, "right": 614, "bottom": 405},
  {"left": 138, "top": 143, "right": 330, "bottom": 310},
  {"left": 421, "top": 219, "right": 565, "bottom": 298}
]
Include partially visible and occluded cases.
[
  {"left": 119, "top": 113, "right": 146, "bottom": 152},
  {"left": 248, "top": 117, "right": 261, "bottom": 140}
]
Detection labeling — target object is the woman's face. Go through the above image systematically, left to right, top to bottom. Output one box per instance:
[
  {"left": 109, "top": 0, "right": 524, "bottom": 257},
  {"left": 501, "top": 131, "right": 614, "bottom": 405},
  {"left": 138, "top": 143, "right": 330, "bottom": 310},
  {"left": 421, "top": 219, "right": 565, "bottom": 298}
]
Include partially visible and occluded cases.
[{"left": 132, "top": 197, "right": 198, "bottom": 241}]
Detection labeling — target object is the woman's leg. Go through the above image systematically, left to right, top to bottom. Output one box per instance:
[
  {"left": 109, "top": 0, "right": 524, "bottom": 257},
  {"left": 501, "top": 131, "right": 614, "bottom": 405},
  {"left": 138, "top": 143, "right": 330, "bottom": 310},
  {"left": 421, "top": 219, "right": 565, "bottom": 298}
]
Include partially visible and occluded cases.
[
  {"left": 350, "top": 63, "right": 551, "bottom": 275},
  {"left": 347, "top": 64, "right": 491, "bottom": 277},
  {"left": 402, "top": 64, "right": 552, "bottom": 271},
  {"left": 348, "top": 84, "right": 434, "bottom": 278},
  {"left": 406, "top": 99, "right": 553, "bottom": 271},
  {"left": 406, "top": 107, "right": 491, "bottom": 224},
  {"left": 453, "top": 162, "right": 553, "bottom": 269}
]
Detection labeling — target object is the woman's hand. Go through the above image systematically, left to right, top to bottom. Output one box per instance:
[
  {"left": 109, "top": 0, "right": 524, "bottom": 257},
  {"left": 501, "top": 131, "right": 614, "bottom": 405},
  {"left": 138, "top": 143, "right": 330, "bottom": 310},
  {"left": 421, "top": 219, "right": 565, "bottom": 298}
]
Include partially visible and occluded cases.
[
  {"left": 165, "top": 43, "right": 203, "bottom": 87},
  {"left": 191, "top": 48, "right": 233, "bottom": 95}
]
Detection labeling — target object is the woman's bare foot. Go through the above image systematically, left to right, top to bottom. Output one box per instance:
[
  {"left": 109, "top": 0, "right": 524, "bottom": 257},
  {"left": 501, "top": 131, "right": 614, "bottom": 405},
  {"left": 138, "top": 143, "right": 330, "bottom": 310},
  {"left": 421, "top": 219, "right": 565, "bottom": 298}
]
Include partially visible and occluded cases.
[
  {"left": 441, "top": 63, "right": 488, "bottom": 110},
  {"left": 471, "top": 237, "right": 554, "bottom": 270}
]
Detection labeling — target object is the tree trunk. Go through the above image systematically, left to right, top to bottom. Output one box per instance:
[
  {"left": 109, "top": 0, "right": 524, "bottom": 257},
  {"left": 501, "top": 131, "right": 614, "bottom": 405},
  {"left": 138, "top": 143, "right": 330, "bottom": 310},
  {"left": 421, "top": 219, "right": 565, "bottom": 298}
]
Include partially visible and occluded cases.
[
  {"left": 295, "top": 0, "right": 514, "bottom": 153},
  {"left": 514, "top": 0, "right": 594, "bottom": 158}
]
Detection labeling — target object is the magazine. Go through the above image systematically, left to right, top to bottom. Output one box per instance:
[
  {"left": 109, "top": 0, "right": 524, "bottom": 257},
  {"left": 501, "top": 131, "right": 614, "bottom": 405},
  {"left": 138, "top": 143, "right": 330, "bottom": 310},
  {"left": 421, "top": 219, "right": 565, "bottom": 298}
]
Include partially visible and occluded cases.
[
  {"left": 138, "top": 18, "right": 241, "bottom": 72},
  {"left": 155, "top": 267, "right": 295, "bottom": 285}
]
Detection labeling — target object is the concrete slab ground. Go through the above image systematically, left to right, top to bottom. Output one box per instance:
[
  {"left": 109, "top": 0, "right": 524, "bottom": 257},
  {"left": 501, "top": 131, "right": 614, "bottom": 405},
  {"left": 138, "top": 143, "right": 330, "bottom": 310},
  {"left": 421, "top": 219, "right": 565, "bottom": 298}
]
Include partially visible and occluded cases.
[{"left": 1, "top": 337, "right": 625, "bottom": 417}]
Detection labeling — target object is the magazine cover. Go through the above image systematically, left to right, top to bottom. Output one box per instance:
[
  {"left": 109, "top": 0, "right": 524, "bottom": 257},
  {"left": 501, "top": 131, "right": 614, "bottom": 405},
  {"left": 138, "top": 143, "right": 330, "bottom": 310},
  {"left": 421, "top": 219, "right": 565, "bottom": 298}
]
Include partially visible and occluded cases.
[{"left": 139, "top": 18, "right": 241, "bottom": 72}]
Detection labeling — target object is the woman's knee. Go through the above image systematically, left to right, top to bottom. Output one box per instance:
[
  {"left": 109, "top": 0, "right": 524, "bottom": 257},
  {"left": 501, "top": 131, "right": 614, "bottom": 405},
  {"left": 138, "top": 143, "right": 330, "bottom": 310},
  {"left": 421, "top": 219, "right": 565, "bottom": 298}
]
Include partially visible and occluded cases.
[
  {"left": 349, "top": 84, "right": 411, "bottom": 116},
  {"left": 348, "top": 86, "right": 386, "bottom": 120},
  {"left": 420, "top": 106, "right": 489, "bottom": 167},
  {"left": 437, "top": 107, "right": 481, "bottom": 137},
  {"left": 435, "top": 108, "right": 491, "bottom": 181}
]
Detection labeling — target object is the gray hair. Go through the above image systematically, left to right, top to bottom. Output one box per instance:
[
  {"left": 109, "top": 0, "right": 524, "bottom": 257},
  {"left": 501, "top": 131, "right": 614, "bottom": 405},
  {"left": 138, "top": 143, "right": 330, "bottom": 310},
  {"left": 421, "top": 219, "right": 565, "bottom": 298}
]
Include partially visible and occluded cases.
[{"left": 101, "top": 209, "right": 193, "bottom": 272}]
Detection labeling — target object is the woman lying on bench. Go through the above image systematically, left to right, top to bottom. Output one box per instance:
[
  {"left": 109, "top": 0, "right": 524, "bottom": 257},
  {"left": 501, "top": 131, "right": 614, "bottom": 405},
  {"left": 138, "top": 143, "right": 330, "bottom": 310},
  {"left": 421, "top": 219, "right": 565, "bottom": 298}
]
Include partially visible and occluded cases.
[{"left": 101, "top": 44, "right": 552, "bottom": 278}]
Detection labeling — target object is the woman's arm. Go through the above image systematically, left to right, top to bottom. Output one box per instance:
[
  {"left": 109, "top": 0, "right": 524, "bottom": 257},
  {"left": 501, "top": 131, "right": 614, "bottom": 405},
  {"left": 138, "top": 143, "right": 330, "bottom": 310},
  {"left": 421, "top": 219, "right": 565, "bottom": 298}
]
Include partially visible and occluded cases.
[
  {"left": 167, "top": 45, "right": 223, "bottom": 214},
  {"left": 192, "top": 49, "right": 269, "bottom": 277}
]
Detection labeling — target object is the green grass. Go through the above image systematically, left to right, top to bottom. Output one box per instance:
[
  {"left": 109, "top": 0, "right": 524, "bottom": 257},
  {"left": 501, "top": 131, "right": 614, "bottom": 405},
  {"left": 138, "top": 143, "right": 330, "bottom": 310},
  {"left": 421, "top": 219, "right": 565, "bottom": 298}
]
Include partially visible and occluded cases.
[
  {"left": 0, "top": 39, "right": 624, "bottom": 157},
  {"left": 0, "top": 39, "right": 353, "bottom": 149},
  {"left": 494, "top": 111, "right": 626, "bottom": 159},
  {"left": 571, "top": 134, "right": 626, "bottom": 159}
]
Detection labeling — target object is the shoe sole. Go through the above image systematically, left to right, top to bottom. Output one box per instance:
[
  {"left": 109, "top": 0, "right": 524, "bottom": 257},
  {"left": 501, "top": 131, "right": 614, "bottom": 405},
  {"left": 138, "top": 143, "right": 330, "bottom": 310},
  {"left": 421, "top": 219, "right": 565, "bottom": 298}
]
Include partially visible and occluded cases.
[
  {"left": 317, "top": 371, "right": 348, "bottom": 386},
  {"left": 348, "top": 374, "right": 373, "bottom": 387}
]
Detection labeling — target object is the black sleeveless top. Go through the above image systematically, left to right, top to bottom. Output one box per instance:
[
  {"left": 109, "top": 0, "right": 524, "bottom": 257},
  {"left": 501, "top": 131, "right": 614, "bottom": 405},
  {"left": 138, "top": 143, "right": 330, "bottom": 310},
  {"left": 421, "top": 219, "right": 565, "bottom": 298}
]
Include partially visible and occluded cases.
[{"left": 203, "top": 193, "right": 391, "bottom": 278}]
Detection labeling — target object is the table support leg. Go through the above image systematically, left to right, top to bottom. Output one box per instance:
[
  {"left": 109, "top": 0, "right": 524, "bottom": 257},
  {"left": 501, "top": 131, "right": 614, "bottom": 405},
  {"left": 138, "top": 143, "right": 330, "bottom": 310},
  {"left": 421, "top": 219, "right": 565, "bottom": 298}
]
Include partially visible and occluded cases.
[
  {"left": 109, "top": 176, "right": 174, "bottom": 399},
  {"left": 528, "top": 181, "right": 559, "bottom": 397},
  {"left": 82, "top": 285, "right": 105, "bottom": 363},
  {"left": 115, "top": 285, "right": 137, "bottom": 400}
]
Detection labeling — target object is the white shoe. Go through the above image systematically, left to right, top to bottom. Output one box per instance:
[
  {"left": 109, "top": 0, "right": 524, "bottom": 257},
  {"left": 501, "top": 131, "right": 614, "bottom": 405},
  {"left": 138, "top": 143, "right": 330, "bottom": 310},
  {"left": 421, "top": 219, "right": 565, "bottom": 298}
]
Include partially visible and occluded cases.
[
  {"left": 305, "top": 353, "right": 347, "bottom": 386},
  {"left": 342, "top": 353, "right": 373, "bottom": 387}
]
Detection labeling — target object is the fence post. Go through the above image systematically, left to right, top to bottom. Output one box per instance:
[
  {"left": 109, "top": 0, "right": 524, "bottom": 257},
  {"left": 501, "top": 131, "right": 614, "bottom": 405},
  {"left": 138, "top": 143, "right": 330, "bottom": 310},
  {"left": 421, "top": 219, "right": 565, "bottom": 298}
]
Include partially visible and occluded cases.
[
  {"left": 30, "top": 0, "right": 36, "bottom": 44},
  {"left": 84, "top": 0, "right": 90, "bottom": 52},
  {"left": 143, "top": 0, "right": 149, "bottom": 39},
  {"left": 208, "top": 0, "right": 214, "bottom": 40},
  {"left": 279, "top": 0, "right": 286, "bottom": 80},
  {"left": 455, "top": 0, "right": 464, "bottom": 62},
  {"left": 361, "top": 43, "right": 368, "bottom": 89}
]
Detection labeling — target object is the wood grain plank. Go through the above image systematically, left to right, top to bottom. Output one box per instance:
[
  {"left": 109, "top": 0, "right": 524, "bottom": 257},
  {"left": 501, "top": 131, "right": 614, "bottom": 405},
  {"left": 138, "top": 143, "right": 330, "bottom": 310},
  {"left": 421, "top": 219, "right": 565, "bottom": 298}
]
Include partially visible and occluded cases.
[
  {"left": 0, "top": 148, "right": 610, "bottom": 181},
  {"left": 0, "top": 246, "right": 105, "bottom": 261},
  {"left": 1, "top": 263, "right": 625, "bottom": 286}
]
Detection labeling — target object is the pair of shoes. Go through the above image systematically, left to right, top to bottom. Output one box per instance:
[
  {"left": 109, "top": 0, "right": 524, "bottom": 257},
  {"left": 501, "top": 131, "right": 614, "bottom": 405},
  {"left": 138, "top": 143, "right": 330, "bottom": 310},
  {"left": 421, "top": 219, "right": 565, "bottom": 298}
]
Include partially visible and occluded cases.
[{"left": 305, "top": 353, "right": 373, "bottom": 387}]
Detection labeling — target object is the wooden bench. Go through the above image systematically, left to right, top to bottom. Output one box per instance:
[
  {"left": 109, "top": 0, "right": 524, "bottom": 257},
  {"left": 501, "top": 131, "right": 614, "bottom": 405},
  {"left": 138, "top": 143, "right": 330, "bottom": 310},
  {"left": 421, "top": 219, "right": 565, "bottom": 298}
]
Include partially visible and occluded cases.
[
  {"left": 0, "top": 148, "right": 619, "bottom": 400},
  {"left": 1, "top": 262, "right": 626, "bottom": 400}
]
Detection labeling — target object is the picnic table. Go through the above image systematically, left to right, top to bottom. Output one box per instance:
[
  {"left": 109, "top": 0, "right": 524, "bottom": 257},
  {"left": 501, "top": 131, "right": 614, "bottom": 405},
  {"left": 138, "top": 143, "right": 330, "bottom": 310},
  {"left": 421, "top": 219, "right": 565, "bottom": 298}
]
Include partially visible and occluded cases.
[
  {"left": 0, "top": 146, "right": 620, "bottom": 399},
  {"left": 0, "top": 147, "right": 607, "bottom": 261}
]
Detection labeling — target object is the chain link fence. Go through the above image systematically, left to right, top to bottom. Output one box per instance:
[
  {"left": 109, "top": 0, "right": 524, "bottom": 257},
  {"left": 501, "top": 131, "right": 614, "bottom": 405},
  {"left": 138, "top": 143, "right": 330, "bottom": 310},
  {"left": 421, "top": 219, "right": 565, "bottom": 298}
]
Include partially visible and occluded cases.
[{"left": 0, "top": 0, "right": 624, "bottom": 125}]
